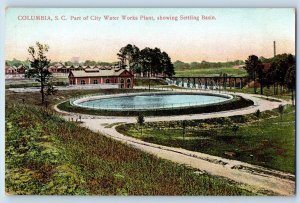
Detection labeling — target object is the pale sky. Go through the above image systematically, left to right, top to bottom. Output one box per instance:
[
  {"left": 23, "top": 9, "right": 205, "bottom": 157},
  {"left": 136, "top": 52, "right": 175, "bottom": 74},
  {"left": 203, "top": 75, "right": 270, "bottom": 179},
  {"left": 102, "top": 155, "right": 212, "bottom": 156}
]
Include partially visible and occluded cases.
[{"left": 5, "top": 8, "right": 295, "bottom": 62}]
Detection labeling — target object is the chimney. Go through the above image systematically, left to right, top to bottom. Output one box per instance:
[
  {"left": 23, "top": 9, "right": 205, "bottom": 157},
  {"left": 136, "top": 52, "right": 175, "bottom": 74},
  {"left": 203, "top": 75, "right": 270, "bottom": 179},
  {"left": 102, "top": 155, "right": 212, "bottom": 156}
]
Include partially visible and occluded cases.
[{"left": 273, "top": 41, "right": 276, "bottom": 57}]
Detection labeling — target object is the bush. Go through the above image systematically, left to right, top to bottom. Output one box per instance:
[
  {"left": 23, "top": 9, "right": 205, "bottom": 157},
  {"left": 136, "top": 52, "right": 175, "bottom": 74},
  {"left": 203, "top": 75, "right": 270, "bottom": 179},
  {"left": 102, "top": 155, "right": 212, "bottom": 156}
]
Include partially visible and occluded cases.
[{"left": 254, "top": 109, "right": 261, "bottom": 118}]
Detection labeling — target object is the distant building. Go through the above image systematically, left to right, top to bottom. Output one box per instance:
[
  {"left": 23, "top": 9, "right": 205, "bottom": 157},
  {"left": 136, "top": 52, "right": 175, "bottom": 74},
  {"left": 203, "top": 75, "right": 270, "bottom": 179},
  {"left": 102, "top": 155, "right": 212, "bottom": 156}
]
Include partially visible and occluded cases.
[
  {"left": 5, "top": 65, "right": 26, "bottom": 79},
  {"left": 5, "top": 65, "right": 26, "bottom": 74},
  {"left": 48, "top": 65, "right": 120, "bottom": 74},
  {"left": 5, "top": 66, "right": 17, "bottom": 74},
  {"left": 68, "top": 68, "right": 134, "bottom": 89}
]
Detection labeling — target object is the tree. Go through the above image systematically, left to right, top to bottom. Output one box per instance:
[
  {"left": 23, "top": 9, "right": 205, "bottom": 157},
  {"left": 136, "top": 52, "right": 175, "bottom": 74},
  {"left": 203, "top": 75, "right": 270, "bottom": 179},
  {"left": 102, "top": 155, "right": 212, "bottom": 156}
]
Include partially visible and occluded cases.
[
  {"left": 26, "top": 42, "right": 53, "bottom": 105},
  {"left": 117, "top": 44, "right": 140, "bottom": 72},
  {"left": 118, "top": 45, "right": 175, "bottom": 78},
  {"left": 139, "top": 47, "right": 152, "bottom": 77},
  {"left": 139, "top": 47, "right": 153, "bottom": 90},
  {"left": 152, "top": 47, "right": 163, "bottom": 77},
  {"left": 161, "top": 52, "right": 175, "bottom": 77},
  {"left": 269, "top": 54, "right": 295, "bottom": 94},
  {"left": 244, "top": 55, "right": 261, "bottom": 94},
  {"left": 6, "top": 58, "right": 23, "bottom": 67},
  {"left": 83, "top": 60, "right": 97, "bottom": 66},
  {"left": 173, "top": 60, "right": 190, "bottom": 70},
  {"left": 64, "top": 61, "right": 74, "bottom": 66},
  {"left": 256, "top": 62, "right": 266, "bottom": 95},
  {"left": 285, "top": 64, "right": 296, "bottom": 105},
  {"left": 265, "top": 67, "right": 277, "bottom": 95},
  {"left": 137, "top": 114, "right": 145, "bottom": 135}
]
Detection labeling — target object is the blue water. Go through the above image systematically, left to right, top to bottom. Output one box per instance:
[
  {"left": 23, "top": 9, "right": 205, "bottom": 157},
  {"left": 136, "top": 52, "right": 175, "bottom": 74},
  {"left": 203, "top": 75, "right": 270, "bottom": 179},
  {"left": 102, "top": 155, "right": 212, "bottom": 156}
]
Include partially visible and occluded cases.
[{"left": 78, "top": 94, "right": 228, "bottom": 110}]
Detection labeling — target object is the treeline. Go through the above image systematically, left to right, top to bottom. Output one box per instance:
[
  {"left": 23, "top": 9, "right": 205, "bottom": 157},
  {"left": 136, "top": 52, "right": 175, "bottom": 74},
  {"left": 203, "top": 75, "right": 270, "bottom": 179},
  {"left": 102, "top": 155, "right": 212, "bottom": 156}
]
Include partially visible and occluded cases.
[
  {"left": 117, "top": 44, "right": 175, "bottom": 77},
  {"left": 244, "top": 54, "right": 295, "bottom": 104},
  {"left": 5, "top": 59, "right": 117, "bottom": 67},
  {"left": 5, "top": 59, "right": 30, "bottom": 67},
  {"left": 174, "top": 60, "right": 244, "bottom": 70}
]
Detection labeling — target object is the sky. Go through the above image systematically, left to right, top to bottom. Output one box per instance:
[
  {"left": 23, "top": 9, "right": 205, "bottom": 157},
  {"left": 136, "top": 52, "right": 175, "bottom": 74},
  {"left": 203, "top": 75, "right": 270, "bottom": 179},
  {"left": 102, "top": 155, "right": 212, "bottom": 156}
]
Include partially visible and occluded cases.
[{"left": 5, "top": 8, "right": 295, "bottom": 63}]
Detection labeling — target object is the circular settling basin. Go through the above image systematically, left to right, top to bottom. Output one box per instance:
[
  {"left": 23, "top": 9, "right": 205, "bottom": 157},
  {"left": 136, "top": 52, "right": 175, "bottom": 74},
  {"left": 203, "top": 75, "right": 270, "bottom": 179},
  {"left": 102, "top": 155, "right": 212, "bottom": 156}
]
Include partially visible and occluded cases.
[{"left": 73, "top": 93, "right": 232, "bottom": 111}]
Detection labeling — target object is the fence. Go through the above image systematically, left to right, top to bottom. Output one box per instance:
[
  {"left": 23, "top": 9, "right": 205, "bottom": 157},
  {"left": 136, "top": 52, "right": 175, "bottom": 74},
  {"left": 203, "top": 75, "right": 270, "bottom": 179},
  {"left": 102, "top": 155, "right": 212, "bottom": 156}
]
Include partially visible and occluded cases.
[{"left": 165, "top": 79, "right": 240, "bottom": 90}]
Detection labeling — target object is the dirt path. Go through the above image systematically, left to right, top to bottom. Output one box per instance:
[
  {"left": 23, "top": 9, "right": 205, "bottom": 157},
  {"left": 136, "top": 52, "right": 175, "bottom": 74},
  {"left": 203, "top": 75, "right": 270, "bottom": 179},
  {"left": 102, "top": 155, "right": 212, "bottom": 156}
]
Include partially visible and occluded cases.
[{"left": 54, "top": 89, "right": 295, "bottom": 196}]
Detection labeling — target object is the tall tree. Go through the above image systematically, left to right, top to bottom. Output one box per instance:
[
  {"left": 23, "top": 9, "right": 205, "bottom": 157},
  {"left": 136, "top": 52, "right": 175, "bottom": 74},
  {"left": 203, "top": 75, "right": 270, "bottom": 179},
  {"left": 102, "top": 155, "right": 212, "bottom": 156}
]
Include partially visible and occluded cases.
[
  {"left": 26, "top": 42, "right": 52, "bottom": 105},
  {"left": 117, "top": 44, "right": 140, "bottom": 72},
  {"left": 119, "top": 45, "right": 175, "bottom": 78},
  {"left": 139, "top": 47, "right": 153, "bottom": 77},
  {"left": 152, "top": 47, "right": 163, "bottom": 77},
  {"left": 161, "top": 52, "right": 175, "bottom": 77},
  {"left": 270, "top": 54, "right": 295, "bottom": 94},
  {"left": 244, "top": 55, "right": 260, "bottom": 94},
  {"left": 256, "top": 62, "right": 266, "bottom": 95},
  {"left": 285, "top": 64, "right": 296, "bottom": 105},
  {"left": 265, "top": 67, "right": 277, "bottom": 95}
]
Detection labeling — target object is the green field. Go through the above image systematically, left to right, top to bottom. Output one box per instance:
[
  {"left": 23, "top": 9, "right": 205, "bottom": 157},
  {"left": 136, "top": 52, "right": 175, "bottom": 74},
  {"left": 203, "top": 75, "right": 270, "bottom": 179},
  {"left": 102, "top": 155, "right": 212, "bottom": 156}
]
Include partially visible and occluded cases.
[
  {"left": 175, "top": 67, "right": 247, "bottom": 77},
  {"left": 5, "top": 78, "right": 69, "bottom": 89},
  {"left": 134, "top": 78, "right": 168, "bottom": 86},
  {"left": 225, "top": 87, "right": 293, "bottom": 101},
  {"left": 5, "top": 89, "right": 254, "bottom": 195},
  {"left": 117, "top": 106, "right": 295, "bottom": 174}
]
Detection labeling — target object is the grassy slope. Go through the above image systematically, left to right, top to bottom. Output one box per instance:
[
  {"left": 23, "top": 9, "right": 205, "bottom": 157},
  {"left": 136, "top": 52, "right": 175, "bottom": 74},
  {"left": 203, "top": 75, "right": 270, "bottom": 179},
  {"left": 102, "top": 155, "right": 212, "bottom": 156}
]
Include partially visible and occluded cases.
[
  {"left": 175, "top": 67, "right": 247, "bottom": 77},
  {"left": 5, "top": 90, "right": 254, "bottom": 195},
  {"left": 117, "top": 106, "right": 295, "bottom": 174}
]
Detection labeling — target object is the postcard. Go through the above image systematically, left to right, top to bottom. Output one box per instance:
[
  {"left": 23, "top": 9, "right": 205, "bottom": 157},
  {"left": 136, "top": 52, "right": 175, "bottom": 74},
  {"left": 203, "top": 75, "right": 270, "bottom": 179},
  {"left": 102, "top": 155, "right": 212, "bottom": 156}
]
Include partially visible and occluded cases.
[{"left": 5, "top": 8, "right": 295, "bottom": 196}]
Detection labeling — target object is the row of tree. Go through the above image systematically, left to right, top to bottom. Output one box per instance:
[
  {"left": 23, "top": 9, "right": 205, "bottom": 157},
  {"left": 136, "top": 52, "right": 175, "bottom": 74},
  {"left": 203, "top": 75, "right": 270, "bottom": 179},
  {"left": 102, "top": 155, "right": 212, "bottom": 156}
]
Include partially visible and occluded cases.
[
  {"left": 117, "top": 44, "right": 175, "bottom": 77},
  {"left": 244, "top": 54, "right": 295, "bottom": 104},
  {"left": 5, "top": 59, "right": 117, "bottom": 68},
  {"left": 5, "top": 59, "right": 30, "bottom": 67},
  {"left": 173, "top": 60, "right": 244, "bottom": 70}
]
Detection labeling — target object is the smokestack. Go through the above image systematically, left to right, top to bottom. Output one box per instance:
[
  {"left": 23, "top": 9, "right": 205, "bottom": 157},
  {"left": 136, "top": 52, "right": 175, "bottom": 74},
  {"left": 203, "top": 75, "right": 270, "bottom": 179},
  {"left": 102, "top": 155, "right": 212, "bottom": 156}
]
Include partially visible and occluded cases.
[{"left": 273, "top": 41, "right": 276, "bottom": 57}]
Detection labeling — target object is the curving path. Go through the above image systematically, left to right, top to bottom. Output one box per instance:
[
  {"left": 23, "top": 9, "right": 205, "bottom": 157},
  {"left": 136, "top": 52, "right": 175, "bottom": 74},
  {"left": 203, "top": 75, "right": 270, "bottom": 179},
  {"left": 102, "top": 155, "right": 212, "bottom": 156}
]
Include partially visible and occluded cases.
[{"left": 54, "top": 88, "right": 295, "bottom": 196}]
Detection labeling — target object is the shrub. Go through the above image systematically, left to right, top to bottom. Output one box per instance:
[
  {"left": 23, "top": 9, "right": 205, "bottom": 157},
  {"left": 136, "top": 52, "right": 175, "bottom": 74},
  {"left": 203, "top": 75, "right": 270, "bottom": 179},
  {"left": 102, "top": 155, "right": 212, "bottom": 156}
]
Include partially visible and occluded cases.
[{"left": 255, "top": 109, "right": 261, "bottom": 118}]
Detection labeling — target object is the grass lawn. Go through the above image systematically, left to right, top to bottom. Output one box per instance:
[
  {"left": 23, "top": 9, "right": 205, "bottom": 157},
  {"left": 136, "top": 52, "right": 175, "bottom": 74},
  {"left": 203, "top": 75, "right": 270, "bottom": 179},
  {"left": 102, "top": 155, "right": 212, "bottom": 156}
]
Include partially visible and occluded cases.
[
  {"left": 175, "top": 67, "right": 247, "bottom": 77},
  {"left": 5, "top": 78, "right": 69, "bottom": 89},
  {"left": 134, "top": 78, "right": 168, "bottom": 86},
  {"left": 225, "top": 87, "right": 293, "bottom": 101},
  {"left": 5, "top": 89, "right": 254, "bottom": 195},
  {"left": 117, "top": 106, "right": 295, "bottom": 174}
]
